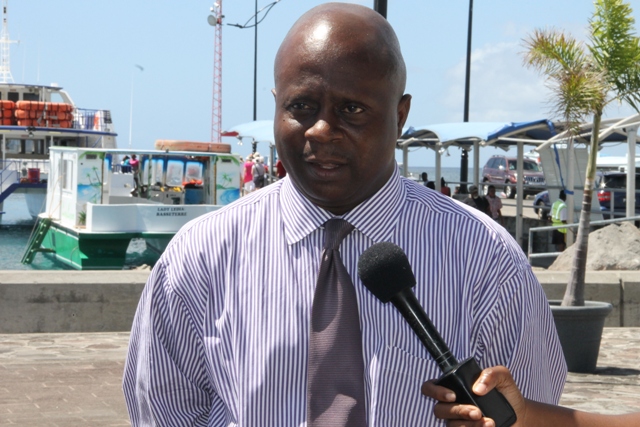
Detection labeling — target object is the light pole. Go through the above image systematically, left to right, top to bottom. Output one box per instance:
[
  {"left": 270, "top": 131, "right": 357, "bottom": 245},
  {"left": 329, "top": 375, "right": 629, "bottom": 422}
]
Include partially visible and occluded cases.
[
  {"left": 460, "top": 0, "right": 473, "bottom": 193},
  {"left": 228, "top": 1, "right": 282, "bottom": 153},
  {"left": 128, "top": 64, "right": 144, "bottom": 148}
]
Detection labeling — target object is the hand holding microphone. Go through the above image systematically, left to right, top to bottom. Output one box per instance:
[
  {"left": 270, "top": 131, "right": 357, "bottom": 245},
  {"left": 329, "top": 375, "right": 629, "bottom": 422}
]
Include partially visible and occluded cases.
[{"left": 357, "top": 242, "right": 517, "bottom": 427}]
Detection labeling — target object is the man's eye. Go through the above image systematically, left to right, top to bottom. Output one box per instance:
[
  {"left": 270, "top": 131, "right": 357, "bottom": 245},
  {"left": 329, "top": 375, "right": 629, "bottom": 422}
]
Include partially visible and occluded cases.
[
  {"left": 290, "top": 102, "right": 311, "bottom": 110},
  {"left": 343, "top": 105, "right": 364, "bottom": 114}
]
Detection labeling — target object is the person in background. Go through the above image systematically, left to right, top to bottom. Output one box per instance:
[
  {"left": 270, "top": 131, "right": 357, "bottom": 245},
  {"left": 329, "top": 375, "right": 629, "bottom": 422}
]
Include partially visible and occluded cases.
[
  {"left": 123, "top": 3, "right": 566, "bottom": 425},
  {"left": 242, "top": 153, "right": 255, "bottom": 195},
  {"left": 129, "top": 154, "right": 140, "bottom": 195},
  {"left": 121, "top": 155, "right": 131, "bottom": 173},
  {"left": 252, "top": 155, "right": 266, "bottom": 189},
  {"left": 276, "top": 158, "right": 287, "bottom": 179},
  {"left": 421, "top": 171, "right": 429, "bottom": 186},
  {"left": 440, "top": 177, "right": 451, "bottom": 197},
  {"left": 463, "top": 185, "right": 490, "bottom": 216},
  {"left": 485, "top": 185, "right": 503, "bottom": 224},
  {"left": 551, "top": 189, "right": 568, "bottom": 252},
  {"left": 422, "top": 365, "right": 640, "bottom": 427}
]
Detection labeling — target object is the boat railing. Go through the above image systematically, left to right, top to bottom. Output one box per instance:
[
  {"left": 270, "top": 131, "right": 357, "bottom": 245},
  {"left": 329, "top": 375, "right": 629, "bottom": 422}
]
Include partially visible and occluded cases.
[
  {"left": 73, "top": 108, "right": 113, "bottom": 132},
  {"left": 0, "top": 159, "right": 49, "bottom": 191},
  {"left": 0, "top": 160, "right": 20, "bottom": 193}
]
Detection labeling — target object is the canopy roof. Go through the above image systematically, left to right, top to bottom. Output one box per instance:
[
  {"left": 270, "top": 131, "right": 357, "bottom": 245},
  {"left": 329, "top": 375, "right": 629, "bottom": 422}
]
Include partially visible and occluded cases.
[
  {"left": 220, "top": 114, "right": 640, "bottom": 150},
  {"left": 397, "top": 119, "right": 558, "bottom": 150},
  {"left": 221, "top": 120, "right": 275, "bottom": 145}
]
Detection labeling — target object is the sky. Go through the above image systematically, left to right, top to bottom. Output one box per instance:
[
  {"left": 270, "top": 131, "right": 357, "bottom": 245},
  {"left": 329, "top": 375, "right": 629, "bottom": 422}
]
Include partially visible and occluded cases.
[{"left": 6, "top": 0, "right": 640, "bottom": 168}]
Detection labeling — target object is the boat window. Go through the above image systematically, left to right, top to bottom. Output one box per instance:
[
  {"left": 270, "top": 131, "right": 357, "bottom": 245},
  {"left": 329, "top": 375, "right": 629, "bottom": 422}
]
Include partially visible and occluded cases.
[
  {"left": 7, "top": 92, "right": 18, "bottom": 102},
  {"left": 23, "top": 93, "right": 39, "bottom": 101},
  {"left": 6, "top": 139, "right": 21, "bottom": 153},
  {"left": 24, "top": 140, "right": 35, "bottom": 154},
  {"left": 62, "top": 159, "right": 73, "bottom": 190},
  {"left": 152, "top": 159, "right": 164, "bottom": 185},
  {"left": 166, "top": 160, "right": 184, "bottom": 187},
  {"left": 185, "top": 161, "right": 203, "bottom": 184}
]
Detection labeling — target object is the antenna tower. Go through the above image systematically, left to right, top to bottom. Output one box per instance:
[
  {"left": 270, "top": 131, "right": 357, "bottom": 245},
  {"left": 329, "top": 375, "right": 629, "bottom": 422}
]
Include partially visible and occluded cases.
[
  {"left": 0, "top": 0, "right": 16, "bottom": 83},
  {"left": 209, "top": 2, "right": 223, "bottom": 143}
]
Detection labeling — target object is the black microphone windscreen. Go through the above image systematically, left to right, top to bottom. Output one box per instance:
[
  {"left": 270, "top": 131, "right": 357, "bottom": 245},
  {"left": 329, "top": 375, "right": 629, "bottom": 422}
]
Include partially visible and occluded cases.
[{"left": 358, "top": 241, "right": 416, "bottom": 303}]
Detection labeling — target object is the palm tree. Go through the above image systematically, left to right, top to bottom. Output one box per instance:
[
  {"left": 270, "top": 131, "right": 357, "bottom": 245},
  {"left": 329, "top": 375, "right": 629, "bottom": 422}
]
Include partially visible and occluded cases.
[{"left": 524, "top": 0, "right": 640, "bottom": 306}]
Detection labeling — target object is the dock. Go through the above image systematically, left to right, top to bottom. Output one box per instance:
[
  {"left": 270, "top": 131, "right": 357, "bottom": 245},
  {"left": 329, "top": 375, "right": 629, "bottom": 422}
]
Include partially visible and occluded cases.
[{"left": 1, "top": 328, "right": 639, "bottom": 425}]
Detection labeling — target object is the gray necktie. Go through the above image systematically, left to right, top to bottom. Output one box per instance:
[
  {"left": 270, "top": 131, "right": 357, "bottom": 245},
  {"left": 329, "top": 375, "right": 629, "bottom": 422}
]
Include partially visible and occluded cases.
[{"left": 307, "top": 218, "right": 367, "bottom": 427}]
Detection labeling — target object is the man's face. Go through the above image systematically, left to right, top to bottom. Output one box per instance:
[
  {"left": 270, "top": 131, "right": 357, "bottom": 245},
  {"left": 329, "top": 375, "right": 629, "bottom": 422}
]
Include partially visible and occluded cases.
[{"left": 273, "top": 24, "right": 410, "bottom": 214}]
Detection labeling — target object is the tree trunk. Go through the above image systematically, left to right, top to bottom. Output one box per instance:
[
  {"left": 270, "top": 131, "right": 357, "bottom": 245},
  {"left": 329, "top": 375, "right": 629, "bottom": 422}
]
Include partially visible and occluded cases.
[{"left": 563, "top": 112, "right": 602, "bottom": 306}]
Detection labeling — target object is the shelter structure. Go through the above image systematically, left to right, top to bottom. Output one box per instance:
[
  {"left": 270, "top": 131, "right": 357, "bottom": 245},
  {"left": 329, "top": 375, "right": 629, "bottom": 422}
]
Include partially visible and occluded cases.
[
  {"left": 535, "top": 113, "right": 640, "bottom": 243},
  {"left": 221, "top": 120, "right": 276, "bottom": 174},
  {"left": 398, "top": 120, "right": 558, "bottom": 247}
]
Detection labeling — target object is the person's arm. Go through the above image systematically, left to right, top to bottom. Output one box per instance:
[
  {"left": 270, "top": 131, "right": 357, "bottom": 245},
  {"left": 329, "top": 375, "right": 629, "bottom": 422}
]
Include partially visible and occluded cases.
[
  {"left": 123, "top": 262, "right": 217, "bottom": 425},
  {"left": 472, "top": 262, "right": 566, "bottom": 403},
  {"left": 421, "top": 365, "right": 640, "bottom": 427}
]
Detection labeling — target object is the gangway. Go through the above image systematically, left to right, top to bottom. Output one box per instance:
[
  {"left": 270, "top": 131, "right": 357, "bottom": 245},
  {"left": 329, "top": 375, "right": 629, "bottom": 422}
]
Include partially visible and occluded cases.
[{"left": 21, "top": 217, "right": 54, "bottom": 264}]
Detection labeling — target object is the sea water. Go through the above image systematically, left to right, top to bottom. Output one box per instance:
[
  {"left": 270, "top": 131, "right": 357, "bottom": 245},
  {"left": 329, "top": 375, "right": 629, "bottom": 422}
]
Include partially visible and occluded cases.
[
  {"left": 0, "top": 167, "right": 471, "bottom": 270},
  {"left": 0, "top": 193, "right": 158, "bottom": 270}
]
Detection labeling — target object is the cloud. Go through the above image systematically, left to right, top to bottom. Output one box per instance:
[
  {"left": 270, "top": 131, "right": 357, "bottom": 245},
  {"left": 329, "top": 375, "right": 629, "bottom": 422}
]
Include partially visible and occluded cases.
[{"left": 442, "top": 42, "right": 553, "bottom": 122}]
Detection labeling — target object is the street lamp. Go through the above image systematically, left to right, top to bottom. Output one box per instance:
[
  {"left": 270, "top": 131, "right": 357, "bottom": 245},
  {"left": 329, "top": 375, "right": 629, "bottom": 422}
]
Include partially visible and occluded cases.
[
  {"left": 228, "top": 0, "right": 282, "bottom": 153},
  {"left": 460, "top": 0, "right": 474, "bottom": 193},
  {"left": 128, "top": 64, "right": 144, "bottom": 148}
]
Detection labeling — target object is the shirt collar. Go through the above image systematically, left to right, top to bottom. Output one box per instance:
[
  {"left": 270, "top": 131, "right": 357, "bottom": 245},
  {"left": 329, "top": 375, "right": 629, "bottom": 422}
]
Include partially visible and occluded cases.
[{"left": 279, "top": 166, "right": 405, "bottom": 245}]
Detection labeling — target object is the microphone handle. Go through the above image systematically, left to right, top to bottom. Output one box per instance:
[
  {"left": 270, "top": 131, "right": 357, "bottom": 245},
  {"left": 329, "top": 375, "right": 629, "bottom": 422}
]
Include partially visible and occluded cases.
[
  {"left": 390, "top": 288, "right": 458, "bottom": 373},
  {"left": 390, "top": 289, "right": 517, "bottom": 427}
]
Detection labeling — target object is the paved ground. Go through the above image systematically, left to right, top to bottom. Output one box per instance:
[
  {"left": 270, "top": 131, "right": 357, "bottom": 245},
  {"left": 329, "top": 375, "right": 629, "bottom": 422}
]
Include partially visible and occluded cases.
[{"left": 1, "top": 328, "right": 639, "bottom": 425}]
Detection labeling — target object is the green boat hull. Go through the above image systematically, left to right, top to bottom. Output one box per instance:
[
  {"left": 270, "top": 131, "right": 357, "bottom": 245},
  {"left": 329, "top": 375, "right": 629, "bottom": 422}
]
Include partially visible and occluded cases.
[{"left": 39, "top": 223, "right": 174, "bottom": 270}]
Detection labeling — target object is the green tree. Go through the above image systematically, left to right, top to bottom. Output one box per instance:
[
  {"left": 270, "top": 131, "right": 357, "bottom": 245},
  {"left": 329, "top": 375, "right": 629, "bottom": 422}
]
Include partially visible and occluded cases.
[{"left": 524, "top": 0, "right": 640, "bottom": 306}]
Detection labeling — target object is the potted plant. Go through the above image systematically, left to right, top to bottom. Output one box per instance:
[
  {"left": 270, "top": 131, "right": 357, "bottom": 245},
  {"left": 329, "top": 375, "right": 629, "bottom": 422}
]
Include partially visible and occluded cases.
[{"left": 523, "top": 0, "right": 640, "bottom": 372}]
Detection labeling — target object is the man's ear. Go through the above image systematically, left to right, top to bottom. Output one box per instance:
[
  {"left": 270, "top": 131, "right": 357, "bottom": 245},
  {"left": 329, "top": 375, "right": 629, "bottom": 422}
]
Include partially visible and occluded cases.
[
  {"left": 271, "top": 88, "right": 276, "bottom": 98},
  {"left": 396, "top": 94, "right": 412, "bottom": 137}
]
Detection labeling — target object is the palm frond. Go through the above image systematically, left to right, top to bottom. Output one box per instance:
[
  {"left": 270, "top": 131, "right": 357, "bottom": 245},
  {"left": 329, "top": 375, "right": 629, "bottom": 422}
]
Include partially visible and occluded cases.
[
  {"left": 589, "top": 0, "right": 640, "bottom": 110},
  {"left": 523, "top": 29, "right": 587, "bottom": 77}
]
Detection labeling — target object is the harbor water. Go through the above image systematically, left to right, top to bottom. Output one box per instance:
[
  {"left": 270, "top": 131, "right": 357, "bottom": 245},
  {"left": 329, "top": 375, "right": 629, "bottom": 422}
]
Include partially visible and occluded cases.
[
  {"left": 0, "top": 166, "right": 470, "bottom": 270},
  {"left": 0, "top": 193, "right": 159, "bottom": 270}
]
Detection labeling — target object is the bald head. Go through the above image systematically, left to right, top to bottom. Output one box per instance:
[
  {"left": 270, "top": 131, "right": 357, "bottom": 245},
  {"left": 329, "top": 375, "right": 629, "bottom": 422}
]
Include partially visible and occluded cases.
[{"left": 275, "top": 3, "right": 407, "bottom": 97}]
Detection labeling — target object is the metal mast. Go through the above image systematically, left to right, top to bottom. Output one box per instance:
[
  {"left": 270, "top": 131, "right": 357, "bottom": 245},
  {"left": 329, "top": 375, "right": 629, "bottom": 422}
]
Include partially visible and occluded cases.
[
  {"left": 0, "top": 0, "right": 16, "bottom": 83},
  {"left": 209, "top": 2, "right": 223, "bottom": 143}
]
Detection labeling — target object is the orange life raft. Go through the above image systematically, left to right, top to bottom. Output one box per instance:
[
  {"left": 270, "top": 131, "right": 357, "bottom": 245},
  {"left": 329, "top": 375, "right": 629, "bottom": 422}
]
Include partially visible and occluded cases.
[{"left": 154, "top": 140, "right": 232, "bottom": 153}]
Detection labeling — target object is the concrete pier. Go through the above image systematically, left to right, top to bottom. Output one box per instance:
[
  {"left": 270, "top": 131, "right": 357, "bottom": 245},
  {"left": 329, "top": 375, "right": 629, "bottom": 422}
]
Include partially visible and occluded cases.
[
  {"left": 1, "top": 269, "right": 639, "bottom": 333},
  {"left": 1, "top": 328, "right": 639, "bottom": 426}
]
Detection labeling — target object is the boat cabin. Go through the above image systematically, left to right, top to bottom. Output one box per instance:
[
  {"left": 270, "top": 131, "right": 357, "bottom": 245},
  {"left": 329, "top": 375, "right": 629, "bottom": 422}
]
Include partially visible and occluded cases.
[{"left": 45, "top": 146, "right": 241, "bottom": 231}]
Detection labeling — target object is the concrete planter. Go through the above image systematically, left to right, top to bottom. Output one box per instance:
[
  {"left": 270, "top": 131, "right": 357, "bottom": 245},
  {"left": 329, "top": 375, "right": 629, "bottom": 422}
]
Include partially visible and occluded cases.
[{"left": 550, "top": 300, "right": 613, "bottom": 373}]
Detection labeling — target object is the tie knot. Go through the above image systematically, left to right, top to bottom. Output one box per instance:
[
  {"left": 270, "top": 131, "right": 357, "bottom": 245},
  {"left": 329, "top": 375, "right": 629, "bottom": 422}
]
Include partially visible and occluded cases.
[{"left": 323, "top": 219, "right": 354, "bottom": 251}]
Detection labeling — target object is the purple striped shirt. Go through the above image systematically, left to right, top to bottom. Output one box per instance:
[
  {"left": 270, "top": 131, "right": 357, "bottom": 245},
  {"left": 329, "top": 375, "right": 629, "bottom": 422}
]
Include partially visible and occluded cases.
[{"left": 123, "top": 167, "right": 566, "bottom": 426}]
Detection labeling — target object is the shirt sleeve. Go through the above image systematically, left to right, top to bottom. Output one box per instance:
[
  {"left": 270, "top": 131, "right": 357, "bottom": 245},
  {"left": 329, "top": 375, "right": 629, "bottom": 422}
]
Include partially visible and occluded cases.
[
  {"left": 560, "top": 206, "right": 568, "bottom": 222},
  {"left": 123, "top": 262, "right": 220, "bottom": 426},
  {"left": 475, "top": 263, "right": 567, "bottom": 404}
]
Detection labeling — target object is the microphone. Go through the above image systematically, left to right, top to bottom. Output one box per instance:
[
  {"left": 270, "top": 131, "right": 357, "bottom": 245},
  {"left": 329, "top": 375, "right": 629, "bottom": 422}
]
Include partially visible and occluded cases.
[{"left": 358, "top": 241, "right": 516, "bottom": 427}]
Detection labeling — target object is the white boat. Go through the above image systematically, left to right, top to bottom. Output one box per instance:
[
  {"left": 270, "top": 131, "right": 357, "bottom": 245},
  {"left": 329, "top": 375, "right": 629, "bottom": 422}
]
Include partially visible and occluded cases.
[
  {"left": 0, "top": 3, "right": 117, "bottom": 221},
  {"left": 22, "top": 143, "right": 241, "bottom": 270}
]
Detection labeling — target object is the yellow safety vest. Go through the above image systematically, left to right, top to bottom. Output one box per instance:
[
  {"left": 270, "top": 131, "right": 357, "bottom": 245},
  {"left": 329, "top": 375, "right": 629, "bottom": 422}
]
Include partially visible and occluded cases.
[{"left": 551, "top": 200, "right": 567, "bottom": 233}]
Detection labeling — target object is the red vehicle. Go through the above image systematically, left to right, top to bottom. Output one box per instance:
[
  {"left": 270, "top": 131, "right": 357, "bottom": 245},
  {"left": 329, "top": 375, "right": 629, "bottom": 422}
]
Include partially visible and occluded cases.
[{"left": 482, "top": 155, "right": 546, "bottom": 199}]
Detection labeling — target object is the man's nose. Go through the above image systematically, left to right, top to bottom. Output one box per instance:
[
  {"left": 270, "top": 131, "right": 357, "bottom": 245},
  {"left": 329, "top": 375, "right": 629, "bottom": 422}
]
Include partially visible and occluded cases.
[{"left": 305, "top": 112, "right": 339, "bottom": 143}]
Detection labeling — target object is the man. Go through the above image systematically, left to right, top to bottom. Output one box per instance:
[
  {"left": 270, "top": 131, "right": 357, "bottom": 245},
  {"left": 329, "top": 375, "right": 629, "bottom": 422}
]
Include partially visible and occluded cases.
[
  {"left": 123, "top": 4, "right": 566, "bottom": 426},
  {"left": 485, "top": 184, "right": 503, "bottom": 223},
  {"left": 463, "top": 185, "right": 490, "bottom": 216},
  {"left": 551, "top": 190, "right": 568, "bottom": 251}
]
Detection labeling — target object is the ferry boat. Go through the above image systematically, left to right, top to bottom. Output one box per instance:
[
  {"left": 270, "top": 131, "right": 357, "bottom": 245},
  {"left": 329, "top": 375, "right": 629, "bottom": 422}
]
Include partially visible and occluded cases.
[
  {"left": 0, "top": 4, "right": 117, "bottom": 221},
  {"left": 21, "top": 142, "right": 241, "bottom": 270}
]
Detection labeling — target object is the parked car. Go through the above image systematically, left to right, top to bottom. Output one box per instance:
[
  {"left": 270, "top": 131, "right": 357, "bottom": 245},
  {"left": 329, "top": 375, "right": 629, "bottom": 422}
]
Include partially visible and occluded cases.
[
  {"left": 482, "top": 155, "right": 546, "bottom": 199},
  {"left": 597, "top": 172, "right": 640, "bottom": 219},
  {"left": 533, "top": 190, "right": 551, "bottom": 220}
]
